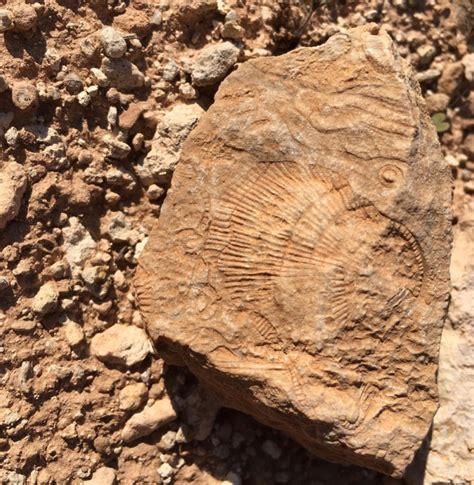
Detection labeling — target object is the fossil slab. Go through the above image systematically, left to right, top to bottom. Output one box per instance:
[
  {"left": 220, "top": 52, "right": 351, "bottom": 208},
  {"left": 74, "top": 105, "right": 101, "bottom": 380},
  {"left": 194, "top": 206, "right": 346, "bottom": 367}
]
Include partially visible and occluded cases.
[{"left": 135, "top": 25, "right": 452, "bottom": 477}]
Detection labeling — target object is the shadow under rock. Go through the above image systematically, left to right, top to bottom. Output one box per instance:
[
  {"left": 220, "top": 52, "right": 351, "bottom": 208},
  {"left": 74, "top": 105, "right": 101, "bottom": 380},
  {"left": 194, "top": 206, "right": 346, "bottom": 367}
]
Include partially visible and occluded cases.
[
  {"left": 4, "top": 30, "right": 47, "bottom": 66},
  {"left": 162, "top": 364, "right": 388, "bottom": 485},
  {"left": 403, "top": 425, "right": 432, "bottom": 485}
]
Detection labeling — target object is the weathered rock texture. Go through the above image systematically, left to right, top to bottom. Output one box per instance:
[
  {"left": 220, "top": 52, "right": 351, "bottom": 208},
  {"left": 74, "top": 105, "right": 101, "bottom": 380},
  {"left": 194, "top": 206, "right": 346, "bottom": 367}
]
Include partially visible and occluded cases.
[
  {"left": 135, "top": 25, "right": 452, "bottom": 477},
  {"left": 425, "top": 204, "right": 474, "bottom": 483}
]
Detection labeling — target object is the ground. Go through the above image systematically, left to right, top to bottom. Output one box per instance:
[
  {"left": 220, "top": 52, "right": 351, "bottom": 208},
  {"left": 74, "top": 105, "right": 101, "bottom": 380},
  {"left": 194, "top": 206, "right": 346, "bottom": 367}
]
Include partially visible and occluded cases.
[{"left": 0, "top": 1, "right": 472, "bottom": 484}]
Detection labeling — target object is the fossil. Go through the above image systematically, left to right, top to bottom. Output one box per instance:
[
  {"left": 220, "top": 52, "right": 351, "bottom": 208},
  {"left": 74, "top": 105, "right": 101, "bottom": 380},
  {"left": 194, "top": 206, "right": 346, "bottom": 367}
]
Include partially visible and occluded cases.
[{"left": 135, "top": 25, "right": 452, "bottom": 477}]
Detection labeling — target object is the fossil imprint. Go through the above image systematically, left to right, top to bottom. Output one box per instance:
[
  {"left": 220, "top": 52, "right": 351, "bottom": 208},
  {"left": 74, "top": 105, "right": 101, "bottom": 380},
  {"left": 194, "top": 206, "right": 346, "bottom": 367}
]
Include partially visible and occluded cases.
[
  {"left": 135, "top": 26, "right": 452, "bottom": 477},
  {"left": 200, "top": 163, "right": 426, "bottom": 409},
  {"left": 205, "top": 163, "right": 424, "bottom": 336}
]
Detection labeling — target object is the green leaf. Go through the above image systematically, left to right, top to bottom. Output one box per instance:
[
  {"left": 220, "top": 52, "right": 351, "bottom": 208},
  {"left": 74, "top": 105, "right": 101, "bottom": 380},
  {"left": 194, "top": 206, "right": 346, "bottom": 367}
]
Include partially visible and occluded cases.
[{"left": 431, "top": 112, "right": 450, "bottom": 133}]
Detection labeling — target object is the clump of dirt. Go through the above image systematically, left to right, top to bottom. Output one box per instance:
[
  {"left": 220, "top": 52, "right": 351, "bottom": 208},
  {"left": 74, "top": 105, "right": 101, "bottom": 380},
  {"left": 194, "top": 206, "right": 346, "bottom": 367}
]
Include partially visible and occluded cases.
[{"left": 0, "top": 1, "right": 472, "bottom": 484}]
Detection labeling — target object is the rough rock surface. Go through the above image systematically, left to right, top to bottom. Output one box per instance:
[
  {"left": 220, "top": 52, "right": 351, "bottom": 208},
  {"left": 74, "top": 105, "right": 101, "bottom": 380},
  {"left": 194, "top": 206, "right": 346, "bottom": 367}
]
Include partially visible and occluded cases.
[
  {"left": 136, "top": 25, "right": 452, "bottom": 478},
  {"left": 190, "top": 41, "right": 240, "bottom": 87},
  {"left": 135, "top": 103, "right": 204, "bottom": 187},
  {"left": 0, "top": 162, "right": 27, "bottom": 230},
  {"left": 425, "top": 206, "right": 474, "bottom": 483},
  {"left": 90, "top": 324, "right": 153, "bottom": 367},
  {"left": 121, "top": 395, "right": 177, "bottom": 443}
]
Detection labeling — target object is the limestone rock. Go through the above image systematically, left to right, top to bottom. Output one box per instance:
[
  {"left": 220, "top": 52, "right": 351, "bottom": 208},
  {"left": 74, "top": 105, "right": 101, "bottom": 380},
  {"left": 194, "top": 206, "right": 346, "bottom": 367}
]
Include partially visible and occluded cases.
[
  {"left": 11, "top": 4, "right": 37, "bottom": 32},
  {"left": 0, "top": 9, "right": 13, "bottom": 33},
  {"left": 135, "top": 26, "right": 452, "bottom": 477},
  {"left": 100, "top": 27, "right": 127, "bottom": 59},
  {"left": 190, "top": 41, "right": 240, "bottom": 87},
  {"left": 101, "top": 57, "right": 144, "bottom": 91},
  {"left": 11, "top": 82, "right": 38, "bottom": 110},
  {"left": 135, "top": 103, "right": 204, "bottom": 187},
  {"left": 0, "top": 162, "right": 27, "bottom": 230},
  {"left": 425, "top": 209, "right": 474, "bottom": 483},
  {"left": 62, "top": 217, "right": 96, "bottom": 277},
  {"left": 31, "top": 281, "right": 59, "bottom": 316},
  {"left": 62, "top": 320, "right": 85, "bottom": 348},
  {"left": 90, "top": 324, "right": 153, "bottom": 367},
  {"left": 121, "top": 395, "right": 177, "bottom": 443}
]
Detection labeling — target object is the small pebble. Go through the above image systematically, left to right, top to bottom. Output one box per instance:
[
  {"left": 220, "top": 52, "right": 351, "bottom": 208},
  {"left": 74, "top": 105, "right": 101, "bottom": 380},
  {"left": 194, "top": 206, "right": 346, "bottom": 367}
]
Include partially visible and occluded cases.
[
  {"left": 11, "top": 4, "right": 37, "bottom": 32},
  {"left": 150, "top": 11, "right": 162, "bottom": 26},
  {"left": 101, "top": 27, "right": 127, "bottom": 59},
  {"left": 191, "top": 41, "right": 240, "bottom": 87},
  {"left": 162, "top": 61, "right": 180, "bottom": 82},
  {"left": 90, "top": 68, "right": 109, "bottom": 88},
  {"left": 63, "top": 72, "right": 83, "bottom": 94},
  {"left": 11, "top": 82, "right": 38, "bottom": 110},
  {"left": 77, "top": 91, "right": 91, "bottom": 106},
  {"left": 4, "top": 126, "right": 19, "bottom": 147},
  {"left": 103, "top": 135, "right": 131, "bottom": 159},
  {"left": 146, "top": 184, "right": 165, "bottom": 200},
  {"left": 31, "top": 281, "right": 59, "bottom": 316},
  {"left": 11, "top": 319, "right": 37, "bottom": 334},
  {"left": 62, "top": 320, "right": 85, "bottom": 348},
  {"left": 90, "top": 323, "right": 152, "bottom": 367},
  {"left": 119, "top": 382, "right": 148, "bottom": 411},
  {"left": 121, "top": 395, "right": 177, "bottom": 442},
  {"left": 262, "top": 439, "right": 282, "bottom": 459},
  {"left": 157, "top": 462, "right": 174, "bottom": 480},
  {"left": 82, "top": 466, "right": 116, "bottom": 485}
]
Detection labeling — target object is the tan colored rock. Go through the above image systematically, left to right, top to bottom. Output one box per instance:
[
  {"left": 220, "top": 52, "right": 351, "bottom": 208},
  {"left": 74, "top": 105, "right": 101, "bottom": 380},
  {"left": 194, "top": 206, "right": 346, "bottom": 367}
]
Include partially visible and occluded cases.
[
  {"left": 135, "top": 25, "right": 452, "bottom": 477},
  {"left": 11, "top": 82, "right": 38, "bottom": 110},
  {"left": 0, "top": 162, "right": 27, "bottom": 230},
  {"left": 425, "top": 205, "right": 474, "bottom": 483},
  {"left": 31, "top": 281, "right": 59, "bottom": 316},
  {"left": 62, "top": 320, "right": 85, "bottom": 348},
  {"left": 90, "top": 324, "right": 153, "bottom": 367},
  {"left": 119, "top": 382, "right": 148, "bottom": 411},
  {"left": 121, "top": 395, "right": 177, "bottom": 443},
  {"left": 83, "top": 466, "right": 116, "bottom": 485}
]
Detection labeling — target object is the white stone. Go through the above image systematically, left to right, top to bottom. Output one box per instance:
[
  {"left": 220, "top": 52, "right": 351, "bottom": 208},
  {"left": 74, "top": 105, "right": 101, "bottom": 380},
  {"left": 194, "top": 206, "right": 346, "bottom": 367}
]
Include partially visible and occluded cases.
[
  {"left": 101, "top": 27, "right": 127, "bottom": 59},
  {"left": 190, "top": 41, "right": 240, "bottom": 87},
  {"left": 462, "top": 53, "right": 474, "bottom": 83},
  {"left": 135, "top": 103, "right": 204, "bottom": 186},
  {"left": 4, "top": 126, "right": 18, "bottom": 147},
  {"left": 0, "top": 162, "right": 27, "bottom": 230},
  {"left": 62, "top": 217, "right": 96, "bottom": 277},
  {"left": 425, "top": 219, "right": 474, "bottom": 483},
  {"left": 62, "top": 320, "right": 85, "bottom": 348},
  {"left": 90, "top": 324, "right": 153, "bottom": 367},
  {"left": 157, "top": 463, "right": 174, "bottom": 480}
]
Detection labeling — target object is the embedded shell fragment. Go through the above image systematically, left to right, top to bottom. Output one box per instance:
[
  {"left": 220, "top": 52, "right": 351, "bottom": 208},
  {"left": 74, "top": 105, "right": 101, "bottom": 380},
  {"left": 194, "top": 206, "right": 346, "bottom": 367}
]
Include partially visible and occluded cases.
[{"left": 135, "top": 25, "right": 452, "bottom": 477}]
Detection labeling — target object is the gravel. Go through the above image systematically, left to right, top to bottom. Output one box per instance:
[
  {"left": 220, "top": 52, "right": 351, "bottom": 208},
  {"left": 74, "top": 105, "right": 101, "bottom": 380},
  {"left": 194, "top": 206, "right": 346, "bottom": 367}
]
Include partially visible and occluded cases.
[{"left": 0, "top": 0, "right": 471, "bottom": 483}]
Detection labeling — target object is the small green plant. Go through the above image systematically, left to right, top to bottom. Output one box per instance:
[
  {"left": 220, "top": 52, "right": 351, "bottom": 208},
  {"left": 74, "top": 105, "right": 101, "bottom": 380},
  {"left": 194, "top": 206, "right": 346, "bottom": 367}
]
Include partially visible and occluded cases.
[{"left": 431, "top": 112, "right": 450, "bottom": 133}]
